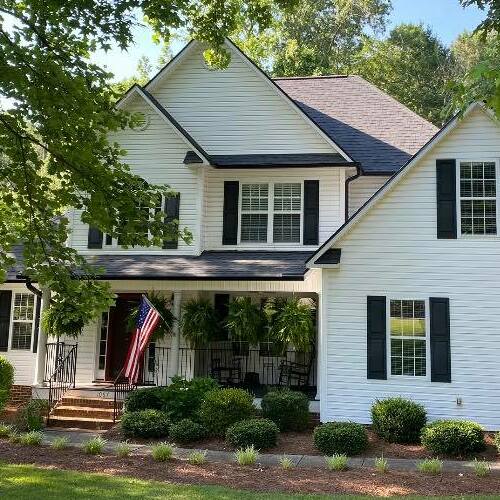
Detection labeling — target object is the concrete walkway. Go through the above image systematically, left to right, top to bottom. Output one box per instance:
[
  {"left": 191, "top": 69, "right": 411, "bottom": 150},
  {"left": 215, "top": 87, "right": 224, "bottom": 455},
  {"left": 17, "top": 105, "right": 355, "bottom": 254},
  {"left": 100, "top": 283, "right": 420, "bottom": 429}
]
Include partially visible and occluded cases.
[{"left": 43, "top": 428, "right": 500, "bottom": 473}]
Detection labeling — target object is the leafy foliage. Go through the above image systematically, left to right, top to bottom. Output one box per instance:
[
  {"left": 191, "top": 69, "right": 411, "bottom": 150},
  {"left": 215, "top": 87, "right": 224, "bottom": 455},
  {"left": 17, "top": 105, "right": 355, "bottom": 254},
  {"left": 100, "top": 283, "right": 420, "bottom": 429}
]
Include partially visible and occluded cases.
[
  {"left": 226, "top": 297, "right": 266, "bottom": 345},
  {"left": 181, "top": 299, "right": 220, "bottom": 348},
  {"left": 0, "top": 357, "right": 14, "bottom": 412},
  {"left": 125, "top": 386, "right": 168, "bottom": 413},
  {"left": 261, "top": 388, "right": 310, "bottom": 432},
  {"left": 371, "top": 397, "right": 427, "bottom": 444},
  {"left": 16, "top": 399, "right": 48, "bottom": 431},
  {"left": 121, "top": 409, "right": 170, "bottom": 439},
  {"left": 169, "top": 418, "right": 208, "bottom": 444},
  {"left": 226, "top": 418, "right": 279, "bottom": 450},
  {"left": 313, "top": 422, "right": 368, "bottom": 456},
  {"left": 19, "top": 431, "right": 43, "bottom": 446},
  {"left": 51, "top": 436, "right": 70, "bottom": 450},
  {"left": 82, "top": 436, "right": 107, "bottom": 455},
  {"left": 115, "top": 441, "right": 133, "bottom": 458},
  {"left": 151, "top": 442, "right": 174, "bottom": 462},
  {"left": 234, "top": 444, "right": 259, "bottom": 465},
  {"left": 188, "top": 450, "right": 207, "bottom": 465},
  {"left": 325, "top": 453, "right": 348, "bottom": 471},
  {"left": 417, "top": 458, "right": 443, "bottom": 475}
]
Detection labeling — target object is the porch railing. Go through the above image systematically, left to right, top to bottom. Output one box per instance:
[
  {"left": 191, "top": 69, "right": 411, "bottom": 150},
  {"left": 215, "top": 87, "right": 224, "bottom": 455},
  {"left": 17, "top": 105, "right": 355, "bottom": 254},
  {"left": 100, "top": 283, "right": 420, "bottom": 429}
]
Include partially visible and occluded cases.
[{"left": 44, "top": 342, "right": 77, "bottom": 382}]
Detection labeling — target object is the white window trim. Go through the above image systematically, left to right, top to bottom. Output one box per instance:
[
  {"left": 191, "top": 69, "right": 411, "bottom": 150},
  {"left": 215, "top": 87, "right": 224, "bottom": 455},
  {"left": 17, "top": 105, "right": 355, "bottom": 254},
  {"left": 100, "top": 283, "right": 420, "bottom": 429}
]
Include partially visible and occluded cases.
[
  {"left": 456, "top": 158, "right": 500, "bottom": 239},
  {"left": 238, "top": 181, "right": 305, "bottom": 245},
  {"left": 8, "top": 292, "right": 36, "bottom": 352},
  {"left": 386, "top": 296, "right": 430, "bottom": 381}
]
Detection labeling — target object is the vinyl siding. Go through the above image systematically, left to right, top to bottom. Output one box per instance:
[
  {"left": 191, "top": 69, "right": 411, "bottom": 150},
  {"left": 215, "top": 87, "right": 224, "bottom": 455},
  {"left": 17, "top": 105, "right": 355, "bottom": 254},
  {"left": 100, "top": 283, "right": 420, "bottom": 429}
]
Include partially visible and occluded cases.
[
  {"left": 149, "top": 43, "right": 337, "bottom": 155},
  {"left": 320, "top": 107, "right": 500, "bottom": 429},
  {"left": 348, "top": 175, "right": 390, "bottom": 217}
]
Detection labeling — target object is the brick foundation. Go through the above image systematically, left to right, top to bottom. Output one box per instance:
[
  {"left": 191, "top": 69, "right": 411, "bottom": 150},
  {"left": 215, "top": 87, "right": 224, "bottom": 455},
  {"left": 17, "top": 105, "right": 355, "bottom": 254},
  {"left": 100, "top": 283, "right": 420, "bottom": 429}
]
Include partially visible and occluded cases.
[{"left": 7, "top": 385, "right": 32, "bottom": 408}]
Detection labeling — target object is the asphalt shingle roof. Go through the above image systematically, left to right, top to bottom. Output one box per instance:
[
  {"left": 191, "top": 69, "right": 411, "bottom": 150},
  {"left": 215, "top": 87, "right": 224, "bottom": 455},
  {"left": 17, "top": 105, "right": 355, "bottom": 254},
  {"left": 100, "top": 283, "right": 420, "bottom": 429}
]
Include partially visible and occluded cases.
[{"left": 274, "top": 75, "right": 438, "bottom": 174}]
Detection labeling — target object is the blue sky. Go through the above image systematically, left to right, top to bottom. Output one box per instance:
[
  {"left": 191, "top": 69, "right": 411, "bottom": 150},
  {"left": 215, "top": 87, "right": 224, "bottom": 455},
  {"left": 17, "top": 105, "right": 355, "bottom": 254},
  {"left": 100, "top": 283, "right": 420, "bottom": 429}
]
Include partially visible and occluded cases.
[{"left": 92, "top": 0, "right": 486, "bottom": 81}]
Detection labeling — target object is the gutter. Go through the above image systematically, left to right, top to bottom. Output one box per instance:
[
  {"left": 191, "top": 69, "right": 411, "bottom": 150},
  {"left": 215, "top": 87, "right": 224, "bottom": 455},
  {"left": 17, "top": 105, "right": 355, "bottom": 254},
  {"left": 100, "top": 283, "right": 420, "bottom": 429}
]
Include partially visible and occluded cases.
[{"left": 344, "top": 165, "right": 361, "bottom": 222}]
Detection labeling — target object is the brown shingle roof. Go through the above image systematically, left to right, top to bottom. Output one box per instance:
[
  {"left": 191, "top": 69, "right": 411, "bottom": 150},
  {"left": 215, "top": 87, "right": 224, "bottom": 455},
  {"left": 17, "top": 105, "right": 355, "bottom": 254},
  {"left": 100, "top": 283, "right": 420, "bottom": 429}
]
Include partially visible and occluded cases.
[{"left": 274, "top": 75, "right": 438, "bottom": 174}]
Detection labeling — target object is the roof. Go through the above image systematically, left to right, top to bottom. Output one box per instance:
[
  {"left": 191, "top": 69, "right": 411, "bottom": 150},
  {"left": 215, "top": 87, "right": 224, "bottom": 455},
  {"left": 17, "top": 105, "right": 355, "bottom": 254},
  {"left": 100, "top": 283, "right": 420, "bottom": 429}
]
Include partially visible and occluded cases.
[
  {"left": 275, "top": 76, "right": 438, "bottom": 174},
  {"left": 209, "top": 153, "right": 353, "bottom": 168},
  {"left": 313, "top": 248, "right": 341, "bottom": 265}
]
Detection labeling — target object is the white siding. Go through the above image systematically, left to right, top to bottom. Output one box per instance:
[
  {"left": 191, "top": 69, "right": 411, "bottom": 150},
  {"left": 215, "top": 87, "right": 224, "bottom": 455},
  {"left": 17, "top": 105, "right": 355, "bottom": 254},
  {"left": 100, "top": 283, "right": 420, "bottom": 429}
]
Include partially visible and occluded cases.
[
  {"left": 150, "top": 43, "right": 337, "bottom": 155},
  {"left": 70, "top": 94, "right": 202, "bottom": 255},
  {"left": 321, "top": 107, "right": 500, "bottom": 429},
  {"left": 204, "top": 167, "right": 345, "bottom": 250},
  {"left": 348, "top": 175, "right": 390, "bottom": 217}
]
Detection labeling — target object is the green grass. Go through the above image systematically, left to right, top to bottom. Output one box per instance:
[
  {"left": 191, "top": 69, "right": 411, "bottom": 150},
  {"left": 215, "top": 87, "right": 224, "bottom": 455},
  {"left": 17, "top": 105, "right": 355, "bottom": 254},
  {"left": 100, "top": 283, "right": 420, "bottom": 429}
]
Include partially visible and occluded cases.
[{"left": 0, "top": 463, "right": 499, "bottom": 500}]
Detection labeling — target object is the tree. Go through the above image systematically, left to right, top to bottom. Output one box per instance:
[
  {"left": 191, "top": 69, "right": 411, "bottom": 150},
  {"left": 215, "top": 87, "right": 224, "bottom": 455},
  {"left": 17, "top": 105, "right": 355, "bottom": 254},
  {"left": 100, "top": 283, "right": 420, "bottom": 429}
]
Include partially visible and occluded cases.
[
  {"left": 0, "top": 0, "right": 296, "bottom": 336},
  {"left": 354, "top": 24, "right": 454, "bottom": 125},
  {"left": 111, "top": 55, "right": 154, "bottom": 95}
]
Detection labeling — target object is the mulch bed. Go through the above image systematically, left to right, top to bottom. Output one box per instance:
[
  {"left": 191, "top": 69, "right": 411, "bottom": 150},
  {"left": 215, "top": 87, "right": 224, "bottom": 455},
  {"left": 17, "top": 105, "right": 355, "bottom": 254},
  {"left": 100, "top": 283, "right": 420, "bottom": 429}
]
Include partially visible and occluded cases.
[{"left": 1, "top": 440, "right": 500, "bottom": 496}]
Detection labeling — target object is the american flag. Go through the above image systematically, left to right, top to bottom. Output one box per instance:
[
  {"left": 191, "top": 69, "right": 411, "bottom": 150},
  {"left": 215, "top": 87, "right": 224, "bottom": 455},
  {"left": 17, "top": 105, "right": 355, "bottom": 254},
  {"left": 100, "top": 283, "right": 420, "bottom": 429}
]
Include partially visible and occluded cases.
[{"left": 124, "top": 295, "right": 161, "bottom": 384}]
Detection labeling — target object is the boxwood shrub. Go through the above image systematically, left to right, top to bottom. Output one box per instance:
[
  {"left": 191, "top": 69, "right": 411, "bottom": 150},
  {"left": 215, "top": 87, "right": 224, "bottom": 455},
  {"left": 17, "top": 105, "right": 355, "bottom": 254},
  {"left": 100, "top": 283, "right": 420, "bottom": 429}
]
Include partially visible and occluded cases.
[
  {"left": 0, "top": 357, "right": 14, "bottom": 413},
  {"left": 125, "top": 387, "right": 168, "bottom": 412},
  {"left": 198, "top": 388, "right": 255, "bottom": 436},
  {"left": 261, "top": 389, "right": 309, "bottom": 432},
  {"left": 371, "top": 397, "right": 427, "bottom": 443},
  {"left": 121, "top": 409, "right": 170, "bottom": 439},
  {"left": 169, "top": 418, "right": 208, "bottom": 444},
  {"left": 226, "top": 418, "right": 279, "bottom": 450},
  {"left": 421, "top": 420, "right": 486, "bottom": 457},
  {"left": 313, "top": 422, "right": 368, "bottom": 456}
]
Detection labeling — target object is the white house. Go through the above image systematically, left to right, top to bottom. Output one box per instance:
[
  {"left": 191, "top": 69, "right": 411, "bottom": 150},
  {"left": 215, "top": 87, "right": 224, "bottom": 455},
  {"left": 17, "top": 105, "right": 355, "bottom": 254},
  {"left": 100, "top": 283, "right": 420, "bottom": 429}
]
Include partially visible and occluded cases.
[{"left": 2, "top": 39, "right": 498, "bottom": 429}]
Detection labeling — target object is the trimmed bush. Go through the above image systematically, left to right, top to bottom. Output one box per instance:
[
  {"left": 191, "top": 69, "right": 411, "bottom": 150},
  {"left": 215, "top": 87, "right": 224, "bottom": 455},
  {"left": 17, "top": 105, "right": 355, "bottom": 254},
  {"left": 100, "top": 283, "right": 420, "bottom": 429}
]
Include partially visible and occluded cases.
[
  {"left": 0, "top": 357, "right": 14, "bottom": 413},
  {"left": 163, "top": 377, "right": 219, "bottom": 421},
  {"left": 125, "top": 386, "right": 168, "bottom": 412},
  {"left": 198, "top": 388, "right": 255, "bottom": 436},
  {"left": 261, "top": 389, "right": 309, "bottom": 432},
  {"left": 371, "top": 397, "right": 427, "bottom": 444},
  {"left": 16, "top": 399, "right": 49, "bottom": 431},
  {"left": 121, "top": 409, "right": 170, "bottom": 439},
  {"left": 170, "top": 418, "right": 207, "bottom": 444},
  {"left": 226, "top": 418, "right": 279, "bottom": 450},
  {"left": 421, "top": 420, "right": 485, "bottom": 457},
  {"left": 313, "top": 422, "right": 368, "bottom": 456}
]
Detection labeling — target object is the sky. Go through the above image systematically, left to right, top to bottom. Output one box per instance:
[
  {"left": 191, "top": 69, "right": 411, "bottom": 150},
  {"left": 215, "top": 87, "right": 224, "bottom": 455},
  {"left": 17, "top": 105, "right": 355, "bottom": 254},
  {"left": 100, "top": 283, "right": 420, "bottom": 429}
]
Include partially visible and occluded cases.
[{"left": 86, "top": 0, "right": 488, "bottom": 82}]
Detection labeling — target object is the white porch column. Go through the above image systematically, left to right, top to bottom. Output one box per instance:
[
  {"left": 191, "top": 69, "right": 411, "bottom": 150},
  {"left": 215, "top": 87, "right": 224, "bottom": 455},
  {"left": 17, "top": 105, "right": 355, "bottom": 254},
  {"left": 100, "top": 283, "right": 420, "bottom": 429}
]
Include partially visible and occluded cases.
[
  {"left": 33, "top": 288, "right": 51, "bottom": 386},
  {"left": 315, "top": 290, "right": 322, "bottom": 403},
  {"left": 167, "top": 291, "right": 182, "bottom": 383}
]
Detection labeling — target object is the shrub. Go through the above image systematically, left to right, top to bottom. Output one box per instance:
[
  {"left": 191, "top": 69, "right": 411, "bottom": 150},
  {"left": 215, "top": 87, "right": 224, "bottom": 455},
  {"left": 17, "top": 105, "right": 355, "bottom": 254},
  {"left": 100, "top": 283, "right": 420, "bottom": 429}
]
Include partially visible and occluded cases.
[
  {"left": 0, "top": 357, "right": 14, "bottom": 412},
  {"left": 164, "top": 377, "right": 219, "bottom": 421},
  {"left": 125, "top": 387, "right": 168, "bottom": 412},
  {"left": 198, "top": 388, "right": 255, "bottom": 436},
  {"left": 261, "top": 389, "right": 309, "bottom": 432},
  {"left": 371, "top": 397, "right": 427, "bottom": 444},
  {"left": 16, "top": 399, "right": 49, "bottom": 431},
  {"left": 121, "top": 409, "right": 170, "bottom": 439},
  {"left": 170, "top": 418, "right": 207, "bottom": 444},
  {"left": 226, "top": 418, "right": 279, "bottom": 450},
  {"left": 421, "top": 420, "right": 485, "bottom": 457},
  {"left": 313, "top": 422, "right": 368, "bottom": 456},
  {"left": 0, "top": 423, "right": 13, "bottom": 438},
  {"left": 9, "top": 431, "right": 21, "bottom": 443},
  {"left": 19, "top": 431, "right": 43, "bottom": 446},
  {"left": 494, "top": 432, "right": 500, "bottom": 453},
  {"left": 51, "top": 436, "right": 70, "bottom": 450},
  {"left": 82, "top": 436, "right": 106, "bottom": 455},
  {"left": 115, "top": 441, "right": 132, "bottom": 458},
  {"left": 151, "top": 442, "right": 174, "bottom": 462},
  {"left": 235, "top": 445, "right": 259, "bottom": 466},
  {"left": 188, "top": 450, "right": 207, "bottom": 465},
  {"left": 325, "top": 454, "right": 349, "bottom": 471},
  {"left": 279, "top": 456, "right": 295, "bottom": 470},
  {"left": 374, "top": 456, "right": 388, "bottom": 473},
  {"left": 417, "top": 458, "right": 442, "bottom": 475},
  {"left": 473, "top": 459, "right": 490, "bottom": 477}
]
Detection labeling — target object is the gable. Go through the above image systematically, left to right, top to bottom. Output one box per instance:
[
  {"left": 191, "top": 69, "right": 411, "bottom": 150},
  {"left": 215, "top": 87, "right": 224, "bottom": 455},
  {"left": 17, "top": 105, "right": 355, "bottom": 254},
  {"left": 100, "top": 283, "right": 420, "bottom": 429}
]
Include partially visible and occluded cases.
[{"left": 145, "top": 41, "right": 345, "bottom": 156}]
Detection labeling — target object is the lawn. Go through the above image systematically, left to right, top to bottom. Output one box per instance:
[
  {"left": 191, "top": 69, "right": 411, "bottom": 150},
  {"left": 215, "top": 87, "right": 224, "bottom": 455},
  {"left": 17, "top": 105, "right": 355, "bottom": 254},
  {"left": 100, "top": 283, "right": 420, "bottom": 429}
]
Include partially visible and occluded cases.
[{"left": 0, "top": 463, "right": 498, "bottom": 500}]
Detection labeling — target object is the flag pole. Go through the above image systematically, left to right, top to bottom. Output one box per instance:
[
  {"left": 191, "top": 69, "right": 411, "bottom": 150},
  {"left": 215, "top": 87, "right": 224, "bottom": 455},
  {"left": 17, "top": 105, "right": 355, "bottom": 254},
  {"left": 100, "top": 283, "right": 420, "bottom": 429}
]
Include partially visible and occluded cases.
[{"left": 142, "top": 294, "right": 172, "bottom": 330}]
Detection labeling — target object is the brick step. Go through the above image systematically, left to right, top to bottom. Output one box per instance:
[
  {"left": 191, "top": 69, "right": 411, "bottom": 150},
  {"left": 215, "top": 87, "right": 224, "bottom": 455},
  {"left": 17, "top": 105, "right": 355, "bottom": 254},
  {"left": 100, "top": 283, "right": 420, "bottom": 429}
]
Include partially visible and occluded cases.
[
  {"left": 60, "top": 397, "right": 117, "bottom": 409},
  {"left": 51, "top": 405, "right": 115, "bottom": 420},
  {"left": 47, "top": 415, "right": 114, "bottom": 430}
]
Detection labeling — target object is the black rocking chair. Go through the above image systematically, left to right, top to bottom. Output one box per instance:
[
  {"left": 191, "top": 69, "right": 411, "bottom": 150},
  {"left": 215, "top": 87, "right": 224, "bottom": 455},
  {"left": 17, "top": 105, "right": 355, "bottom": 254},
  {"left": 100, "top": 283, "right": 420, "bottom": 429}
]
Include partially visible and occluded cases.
[
  {"left": 278, "top": 352, "right": 314, "bottom": 388},
  {"left": 210, "top": 357, "right": 243, "bottom": 385}
]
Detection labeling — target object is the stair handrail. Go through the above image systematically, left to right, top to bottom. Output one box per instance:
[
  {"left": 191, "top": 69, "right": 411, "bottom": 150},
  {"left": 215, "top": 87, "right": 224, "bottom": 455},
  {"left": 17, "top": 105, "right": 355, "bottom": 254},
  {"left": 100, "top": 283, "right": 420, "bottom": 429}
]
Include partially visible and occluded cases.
[{"left": 112, "top": 367, "right": 136, "bottom": 422}]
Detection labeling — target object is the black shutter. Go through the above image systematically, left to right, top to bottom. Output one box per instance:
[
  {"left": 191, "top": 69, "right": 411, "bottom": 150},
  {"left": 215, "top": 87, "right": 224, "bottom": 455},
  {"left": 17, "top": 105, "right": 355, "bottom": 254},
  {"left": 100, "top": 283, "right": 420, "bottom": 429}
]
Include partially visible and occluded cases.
[
  {"left": 436, "top": 159, "right": 457, "bottom": 239},
  {"left": 303, "top": 180, "right": 319, "bottom": 245},
  {"left": 222, "top": 181, "right": 239, "bottom": 245},
  {"left": 163, "top": 193, "right": 180, "bottom": 249},
  {"left": 87, "top": 226, "right": 103, "bottom": 249},
  {"left": 0, "top": 291, "right": 12, "bottom": 352},
  {"left": 214, "top": 293, "right": 230, "bottom": 341},
  {"left": 32, "top": 296, "right": 42, "bottom": 354},
  {"left": 367, "top": 296, "right": 387, "bottom": 380},
  {"left": 430, "top": 297, "right": 451, "bottom": 382}
]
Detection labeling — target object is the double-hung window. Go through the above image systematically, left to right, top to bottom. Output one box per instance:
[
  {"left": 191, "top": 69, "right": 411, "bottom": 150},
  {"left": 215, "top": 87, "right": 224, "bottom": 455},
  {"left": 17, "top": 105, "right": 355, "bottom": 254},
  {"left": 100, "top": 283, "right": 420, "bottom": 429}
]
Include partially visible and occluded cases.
[
  {"left": 459, "top": 161, "right": 497, "bottom": 236},
  {"left": 273, "top": 183, "right": 302, "bottom": 243},
  {"left": 240, "top": 184, "right": 269, "bottom": 242},
  {"left": 10, "top": 293, "right": 35, "bottom": 351},
  {"left": 389, "top": 299, "right": 427, "bottom": 377}
]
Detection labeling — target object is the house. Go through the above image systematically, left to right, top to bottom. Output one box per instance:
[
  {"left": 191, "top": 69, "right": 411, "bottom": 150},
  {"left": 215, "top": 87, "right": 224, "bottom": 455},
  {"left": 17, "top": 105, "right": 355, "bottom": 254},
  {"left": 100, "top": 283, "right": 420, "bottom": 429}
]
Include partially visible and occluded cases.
[{"left": 1, "top": 38, "right": 498, "bottom": 429}]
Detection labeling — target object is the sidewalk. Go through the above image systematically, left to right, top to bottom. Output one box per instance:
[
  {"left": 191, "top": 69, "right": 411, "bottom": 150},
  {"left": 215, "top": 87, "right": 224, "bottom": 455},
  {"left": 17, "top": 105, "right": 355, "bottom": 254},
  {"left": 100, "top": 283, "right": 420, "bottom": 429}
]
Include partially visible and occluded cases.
[{"left": 43, "top": 428, "right": 500, "bottom": 473}]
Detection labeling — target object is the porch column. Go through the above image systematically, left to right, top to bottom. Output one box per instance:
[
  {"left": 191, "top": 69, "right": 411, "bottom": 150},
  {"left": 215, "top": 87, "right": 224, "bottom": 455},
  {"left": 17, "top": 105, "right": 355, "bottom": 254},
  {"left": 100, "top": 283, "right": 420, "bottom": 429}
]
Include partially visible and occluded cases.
[
  {"left": 33, "top": 288, "right": 51, "bottom": 386},
  {"left": 168, "top": 291, "right": 182, "bottom": 383},
  {"left": 315, "top": 291, "right": 321, "bottom": 402}
]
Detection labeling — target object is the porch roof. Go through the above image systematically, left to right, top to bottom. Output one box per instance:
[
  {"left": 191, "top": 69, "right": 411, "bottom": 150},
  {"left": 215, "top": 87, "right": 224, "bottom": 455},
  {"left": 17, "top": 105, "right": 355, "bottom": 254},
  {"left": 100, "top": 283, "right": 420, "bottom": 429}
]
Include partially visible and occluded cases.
[{"left": 85, "top": 251, "right": 311, "bottom": 281}]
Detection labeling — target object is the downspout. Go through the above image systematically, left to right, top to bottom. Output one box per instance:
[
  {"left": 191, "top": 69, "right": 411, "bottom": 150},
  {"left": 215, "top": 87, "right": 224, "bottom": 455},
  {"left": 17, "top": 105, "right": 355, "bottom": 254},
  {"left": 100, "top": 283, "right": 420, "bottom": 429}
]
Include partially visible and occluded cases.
[
  {"left": 344, "top": 165, "right": 361, "bottom": 222},
  {"left": 17, "top": 274, "right": 43, "bottom": 298}
]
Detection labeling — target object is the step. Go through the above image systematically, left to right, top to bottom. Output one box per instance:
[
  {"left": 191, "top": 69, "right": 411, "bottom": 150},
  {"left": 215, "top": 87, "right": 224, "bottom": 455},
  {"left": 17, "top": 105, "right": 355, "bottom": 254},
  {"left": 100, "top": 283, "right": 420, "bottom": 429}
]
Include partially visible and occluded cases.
[
  {"left": 60, "top": 397, "right": 117, "bottom": 409},
  {"left": 51, "top": 405, "right": 115, "bottom": 420},
  {"left": 47, "top": 415, "right": 115, "bottom": 430}
]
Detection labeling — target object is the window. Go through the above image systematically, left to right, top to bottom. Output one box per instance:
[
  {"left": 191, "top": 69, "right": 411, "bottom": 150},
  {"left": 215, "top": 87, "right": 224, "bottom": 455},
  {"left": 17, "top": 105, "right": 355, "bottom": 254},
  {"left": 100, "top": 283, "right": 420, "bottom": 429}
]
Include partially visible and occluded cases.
[
  {"left": 459, "top": 161, "right": 497, "bottom": 235},
  {"left": 273, "top": 183, "right": 301, "bottom": 243},
  {"left": 240, "top": 184, "right": 269, "bottom": 242},
  {"left": 11, "top": 293, "right": 35, "bottom": 350},
  {"left": 389, "top": 299, "right": 426, "bottom": 377},
  {"left": 98, "top": 311, "right": 109, "bottom": 371}
]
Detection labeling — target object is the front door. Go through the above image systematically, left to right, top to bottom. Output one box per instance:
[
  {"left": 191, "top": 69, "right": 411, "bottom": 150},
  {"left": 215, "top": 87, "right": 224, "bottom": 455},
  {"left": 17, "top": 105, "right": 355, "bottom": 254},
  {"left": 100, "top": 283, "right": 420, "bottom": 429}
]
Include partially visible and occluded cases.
[{"left": 105, "top": 294, "right": 140, "bottom": 381}]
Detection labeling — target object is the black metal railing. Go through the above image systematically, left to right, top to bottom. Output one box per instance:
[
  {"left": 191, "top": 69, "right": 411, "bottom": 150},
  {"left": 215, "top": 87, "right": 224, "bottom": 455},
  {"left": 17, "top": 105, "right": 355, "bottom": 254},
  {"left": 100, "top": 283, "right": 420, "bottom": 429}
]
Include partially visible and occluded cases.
[
  {"left": 44, "top": 342, "right": 77, "bottom": 382},
  {"left": 46, "top": 343, "right": 78, "bottom": 423},
  {"left": 113, "top": 368, "right": 135, "bottom": 422}
]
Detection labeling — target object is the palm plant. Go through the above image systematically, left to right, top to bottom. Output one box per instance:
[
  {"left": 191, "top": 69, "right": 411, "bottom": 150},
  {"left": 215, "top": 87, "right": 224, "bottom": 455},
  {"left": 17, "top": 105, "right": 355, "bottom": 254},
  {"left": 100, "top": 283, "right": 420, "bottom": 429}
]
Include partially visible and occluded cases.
[
  {"left": 225, "top": 297, "right": 266, "bottom": 346},
  {"left": 181, "top": 298, "right": 219, "bottom": 348}
]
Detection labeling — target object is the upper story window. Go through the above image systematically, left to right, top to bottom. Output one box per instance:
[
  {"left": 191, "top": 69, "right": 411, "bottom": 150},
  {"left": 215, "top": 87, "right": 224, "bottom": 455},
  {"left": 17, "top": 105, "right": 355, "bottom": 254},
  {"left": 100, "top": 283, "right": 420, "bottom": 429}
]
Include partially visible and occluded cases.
[
  {"left": 459, "top": 161, "right": 497, "bottom": 236},
  {"left": 240, "top": 182, "right": 302, "bottom": 244},
  {"left": 11, "top": 293, "right": 35, "bottom": 350},
  {"left": 389, "top": 299, "right": 426, "bottom": 377}
]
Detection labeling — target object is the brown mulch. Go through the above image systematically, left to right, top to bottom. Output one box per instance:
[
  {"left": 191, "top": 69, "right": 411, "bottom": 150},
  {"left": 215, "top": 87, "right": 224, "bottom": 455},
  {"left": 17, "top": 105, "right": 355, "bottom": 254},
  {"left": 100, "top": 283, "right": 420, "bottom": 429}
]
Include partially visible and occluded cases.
[{"left": 2, "top": 440, "right": 500, "bottom": 497}]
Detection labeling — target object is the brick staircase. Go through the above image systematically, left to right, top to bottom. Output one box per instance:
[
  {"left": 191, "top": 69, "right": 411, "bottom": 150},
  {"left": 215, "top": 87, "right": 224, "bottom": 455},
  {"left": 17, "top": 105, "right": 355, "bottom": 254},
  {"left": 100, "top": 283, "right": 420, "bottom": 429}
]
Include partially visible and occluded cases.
[{"left": 47, "top": 390, "right": 122, "bottom": 430}]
